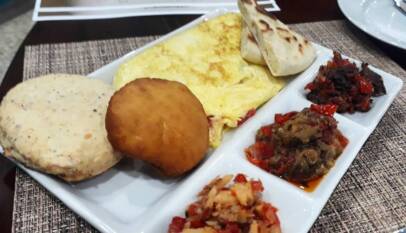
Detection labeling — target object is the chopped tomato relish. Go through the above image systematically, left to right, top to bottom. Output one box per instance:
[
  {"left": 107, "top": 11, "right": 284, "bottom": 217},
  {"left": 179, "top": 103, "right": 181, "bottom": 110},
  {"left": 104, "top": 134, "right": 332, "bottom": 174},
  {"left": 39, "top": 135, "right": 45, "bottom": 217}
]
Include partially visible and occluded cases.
[
  {"left": 245, "top": 106, "right": 348, "bottom": 188},
  {"left": 167, "top": 175, "right": 281, "bottom": 233}
]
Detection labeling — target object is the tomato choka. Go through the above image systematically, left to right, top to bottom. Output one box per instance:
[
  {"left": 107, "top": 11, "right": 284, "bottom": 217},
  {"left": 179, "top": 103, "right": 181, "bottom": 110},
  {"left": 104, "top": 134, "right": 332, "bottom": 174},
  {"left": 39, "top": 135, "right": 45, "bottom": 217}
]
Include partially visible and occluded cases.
[{"left": 245, "top": 105, "right": 348, "bottom": 188}]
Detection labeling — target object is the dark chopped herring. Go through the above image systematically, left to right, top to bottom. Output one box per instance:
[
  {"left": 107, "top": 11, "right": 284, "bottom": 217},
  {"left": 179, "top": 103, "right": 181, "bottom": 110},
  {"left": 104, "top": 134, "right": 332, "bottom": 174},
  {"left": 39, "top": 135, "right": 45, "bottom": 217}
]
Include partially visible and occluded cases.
[
  {"left": 305, "top": 51, "right": 386, "bottom": 113},
  {"left": 360, "top": 63, "right": 386, "bottom": 97},
  {"left": 245, "top": 105, "right": 348, "bottom": 185},
  {"left": 168, "top": 174, "right": 281, "bottom": 233}
]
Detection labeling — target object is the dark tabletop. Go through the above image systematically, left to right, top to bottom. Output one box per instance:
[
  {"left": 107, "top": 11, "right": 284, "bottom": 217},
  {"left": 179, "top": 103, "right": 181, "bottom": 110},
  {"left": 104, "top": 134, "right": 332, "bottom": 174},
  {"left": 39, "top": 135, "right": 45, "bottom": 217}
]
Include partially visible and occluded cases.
[{"left": 0, "top": 0, "right": 405, "bottom": 232}]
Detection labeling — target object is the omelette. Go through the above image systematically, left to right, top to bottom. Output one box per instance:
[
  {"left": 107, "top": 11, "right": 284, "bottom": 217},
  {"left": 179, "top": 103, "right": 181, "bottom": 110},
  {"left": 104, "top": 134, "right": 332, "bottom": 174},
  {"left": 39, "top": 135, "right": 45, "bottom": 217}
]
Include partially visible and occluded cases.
[{"left": 114, "top": 13, "right": 285, "bottom": 147}]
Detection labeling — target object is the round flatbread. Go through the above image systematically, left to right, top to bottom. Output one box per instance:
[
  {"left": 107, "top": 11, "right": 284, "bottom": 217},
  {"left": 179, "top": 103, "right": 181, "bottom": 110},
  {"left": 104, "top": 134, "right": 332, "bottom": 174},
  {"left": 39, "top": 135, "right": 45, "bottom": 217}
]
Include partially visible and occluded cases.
[{"left": 0, "top": 74, "right": 121, "bottom": 182}]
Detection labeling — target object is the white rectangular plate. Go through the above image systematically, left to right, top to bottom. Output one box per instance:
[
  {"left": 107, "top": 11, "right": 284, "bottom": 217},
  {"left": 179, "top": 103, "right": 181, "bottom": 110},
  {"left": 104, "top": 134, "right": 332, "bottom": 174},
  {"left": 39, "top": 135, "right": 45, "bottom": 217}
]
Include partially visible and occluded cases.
[{"left": 12, "top": 9, "right": 403, "bottom": 233}]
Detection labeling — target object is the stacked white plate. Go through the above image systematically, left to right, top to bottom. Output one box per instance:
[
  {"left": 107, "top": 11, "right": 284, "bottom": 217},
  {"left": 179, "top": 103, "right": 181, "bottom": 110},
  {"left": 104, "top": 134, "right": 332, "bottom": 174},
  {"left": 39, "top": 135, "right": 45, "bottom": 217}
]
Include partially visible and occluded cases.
[
  {"left": 32, "top": 0, "right": 279, "bottom": 21},
  {"left": 338, "top": 0, "right": 406, "bottom": 50}
]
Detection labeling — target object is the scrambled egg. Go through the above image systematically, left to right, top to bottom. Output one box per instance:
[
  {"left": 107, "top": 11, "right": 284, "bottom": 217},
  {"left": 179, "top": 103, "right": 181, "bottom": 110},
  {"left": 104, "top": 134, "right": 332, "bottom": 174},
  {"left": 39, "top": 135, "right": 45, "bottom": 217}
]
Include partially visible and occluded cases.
[{"left": 114, "top": 13, "right": 285, "bottom": 147}]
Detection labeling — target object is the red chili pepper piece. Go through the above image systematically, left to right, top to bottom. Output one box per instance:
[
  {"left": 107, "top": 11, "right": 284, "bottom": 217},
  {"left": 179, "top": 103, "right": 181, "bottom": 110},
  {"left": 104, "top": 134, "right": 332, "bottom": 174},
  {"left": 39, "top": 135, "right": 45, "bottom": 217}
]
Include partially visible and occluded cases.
[
  {"left": 310, "top": 104, "right": 337, "bottom": 117},
  {"left": 237, "top": 109, "right": 256, "bottom": 126},
  {"left": 234, "top": 173, "right": 247, "bottom": 183},
  {"left": 251, "top": 180, "right": 264, "bottom": 192},
  {"left": 168, "top": 217, "right": 186, "bottom": 233}
]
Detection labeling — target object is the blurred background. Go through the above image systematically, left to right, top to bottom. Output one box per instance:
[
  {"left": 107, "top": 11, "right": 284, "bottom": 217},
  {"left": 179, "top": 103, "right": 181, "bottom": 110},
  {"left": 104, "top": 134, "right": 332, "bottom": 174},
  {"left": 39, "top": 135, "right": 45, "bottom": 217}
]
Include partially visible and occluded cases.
[
  {"left": 0, "top": 0, "right": 34, "bottom": 82},
  {"left": 0, "top": 0, "right": 277, "bottom": 82}
]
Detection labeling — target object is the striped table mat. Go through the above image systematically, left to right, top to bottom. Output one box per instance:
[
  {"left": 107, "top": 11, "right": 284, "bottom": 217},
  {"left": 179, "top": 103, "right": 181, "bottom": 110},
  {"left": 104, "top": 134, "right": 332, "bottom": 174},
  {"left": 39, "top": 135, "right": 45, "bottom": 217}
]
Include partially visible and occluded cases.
[{"left": 12, "top": 20, "right": 406, "bottom": 233}]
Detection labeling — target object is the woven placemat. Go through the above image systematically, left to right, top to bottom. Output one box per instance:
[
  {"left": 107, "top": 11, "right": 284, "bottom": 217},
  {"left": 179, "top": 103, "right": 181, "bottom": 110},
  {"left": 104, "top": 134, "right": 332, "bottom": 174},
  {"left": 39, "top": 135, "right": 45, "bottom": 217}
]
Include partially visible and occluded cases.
[{"left": 13, "top": 20, "right": 406, "bottom": 233}]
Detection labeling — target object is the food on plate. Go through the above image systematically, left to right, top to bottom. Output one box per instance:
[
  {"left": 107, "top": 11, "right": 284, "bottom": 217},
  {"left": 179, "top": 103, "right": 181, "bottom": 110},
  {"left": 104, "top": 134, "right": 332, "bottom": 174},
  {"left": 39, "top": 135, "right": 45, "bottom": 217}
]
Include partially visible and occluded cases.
[
  {"left": 238, "top": 0, "right": 316, "bottom": 76},
  {"left": 114, "top": 13, "right": 285, "bottom": 147},
  {"left": 240, "top": 21, "right": 266, "bottom": 66},
  {"left": 305, "top": 51, "right": 387, "bottom": 113},
  {"left": 0, "top": 74, "right": 121, "bottom": 182},
  {"left": 106, "top": 78, "right": 209, "bottom": 177},
  {"left": 245, "top": 104, "right": 348, "bottom": 187},
  {"left": 168, "top": 174, "right": 281, "bottom": 233}
]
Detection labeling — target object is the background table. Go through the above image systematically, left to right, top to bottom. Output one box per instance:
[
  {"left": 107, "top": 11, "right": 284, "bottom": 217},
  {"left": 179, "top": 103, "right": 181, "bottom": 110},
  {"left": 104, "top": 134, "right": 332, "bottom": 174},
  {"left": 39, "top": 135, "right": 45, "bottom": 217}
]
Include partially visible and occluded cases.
[{"left": 0, "top": 0, "right": 405, "bottom": 232}]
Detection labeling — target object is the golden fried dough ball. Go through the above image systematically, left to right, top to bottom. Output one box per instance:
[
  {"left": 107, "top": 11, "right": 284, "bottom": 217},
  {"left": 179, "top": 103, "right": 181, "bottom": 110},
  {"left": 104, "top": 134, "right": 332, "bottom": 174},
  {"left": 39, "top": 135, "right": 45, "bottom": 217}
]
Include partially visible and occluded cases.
[{"left": 106, "top": 78, "right": 209, "bottom": 177}]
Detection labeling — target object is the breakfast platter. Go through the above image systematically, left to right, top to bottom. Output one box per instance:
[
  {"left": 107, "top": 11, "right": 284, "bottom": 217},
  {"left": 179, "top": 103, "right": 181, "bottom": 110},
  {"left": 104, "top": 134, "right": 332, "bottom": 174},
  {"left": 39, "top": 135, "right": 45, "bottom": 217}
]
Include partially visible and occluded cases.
[{"left": 0, "top": 1, "right": 403, "bottom": 233}]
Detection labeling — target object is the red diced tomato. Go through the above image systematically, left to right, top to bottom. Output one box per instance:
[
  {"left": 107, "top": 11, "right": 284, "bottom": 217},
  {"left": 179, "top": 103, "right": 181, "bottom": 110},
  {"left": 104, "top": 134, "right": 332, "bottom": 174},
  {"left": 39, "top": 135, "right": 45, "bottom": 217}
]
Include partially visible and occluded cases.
[
  {"left": 356, "top": 75, "right": 373, "bottom": 94},
  {"left": 305, "top": 82, "right": 315, "bottom": 91},
  {"left": 310, "top": 104, "right": 337, "bottom": 117},
  {"left": 237, "top": 109, "right": 256, "bottom": 126},
  {"left": 274, "top": 111, "right": 297, "bottom": 124},
  {"left": 274, "top": 114, "right": 284, "bottom": 124},
  {"left": 260, "top": 125, "right": 273, "bottom": 138},
  {"left": 337, "top": 133, "right": 349, "bottom": 147},
  {"left": 245, "top": 141, "right": 274, "bottom": 170},
  {"left": 246, "top": 141, "right": 273, "bottom": 160},
  {"left": 246, "top": 152, "right": 266, "bottom": 169},
  {"left": 234, "top": 173, "right": 247, "bottom": 183},
  {"left": 251, "top": 180, "right": 264, "bottom": 192},
  {"left": 187, "top": 203, "right": 200, "bottom": 217},
  {"left": 261, "top": 204, "right": 280, "bottom": 225},
  {"left": 168, "top": 217, "right": 186, "bottom": 233},
  {"left": 190, "top": 219, "right": 205, "bottom": 228}
]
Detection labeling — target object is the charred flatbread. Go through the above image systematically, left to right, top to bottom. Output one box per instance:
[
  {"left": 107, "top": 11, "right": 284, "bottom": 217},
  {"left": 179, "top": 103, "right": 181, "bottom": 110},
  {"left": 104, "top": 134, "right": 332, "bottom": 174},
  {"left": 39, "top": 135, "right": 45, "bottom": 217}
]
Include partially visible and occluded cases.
[
  {"left": 238, "top": 0, "right": 316, "bottom": 76},
  {"left": 240, "top": 21, "right": 266, "bottom": 65}
]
